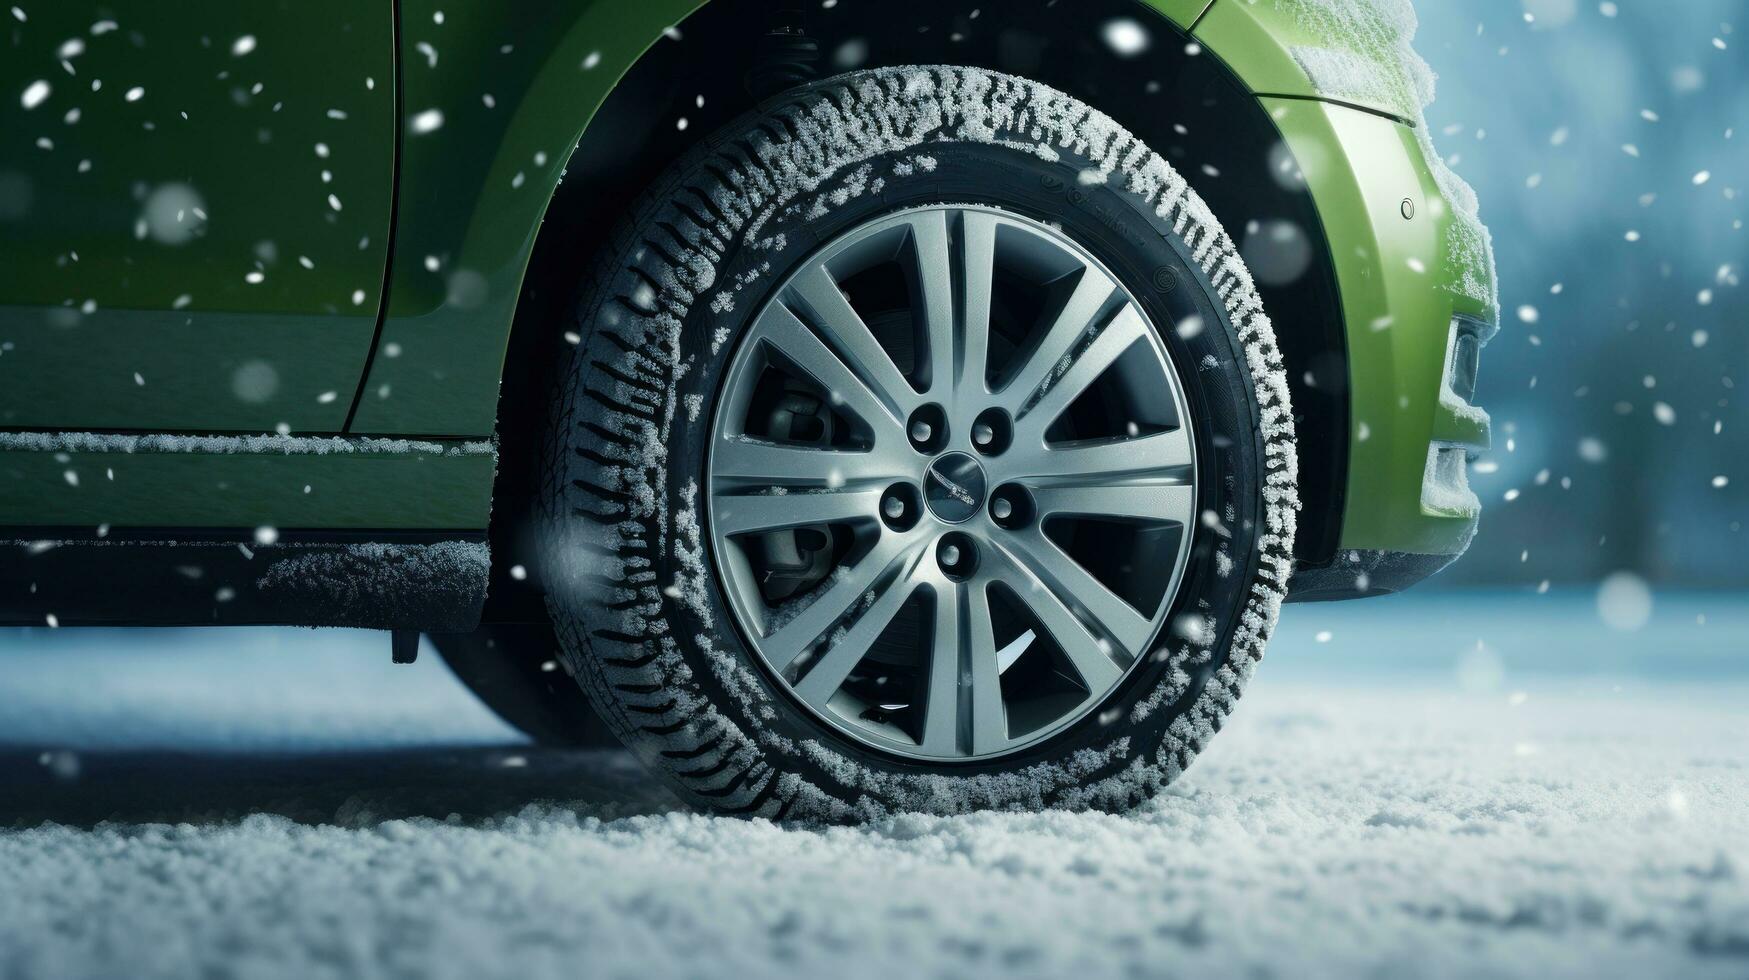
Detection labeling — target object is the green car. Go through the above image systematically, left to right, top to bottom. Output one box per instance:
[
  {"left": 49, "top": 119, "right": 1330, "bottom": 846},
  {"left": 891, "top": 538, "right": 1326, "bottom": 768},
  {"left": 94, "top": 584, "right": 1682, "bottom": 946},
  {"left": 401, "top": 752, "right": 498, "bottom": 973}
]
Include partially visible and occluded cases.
[{"left": 1, "top": 0, "right": 1494, "bottom": 817}]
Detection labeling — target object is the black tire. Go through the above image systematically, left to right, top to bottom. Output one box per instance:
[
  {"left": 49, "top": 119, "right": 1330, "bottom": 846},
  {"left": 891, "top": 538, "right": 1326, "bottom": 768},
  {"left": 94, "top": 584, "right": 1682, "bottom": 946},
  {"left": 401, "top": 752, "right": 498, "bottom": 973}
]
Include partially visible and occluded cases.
[
  {"left": 539, "top": 67, "right": 1297, "bottom": 820},
  {"left": 428, "top": 624, "right": 617, "bottom": 747}
]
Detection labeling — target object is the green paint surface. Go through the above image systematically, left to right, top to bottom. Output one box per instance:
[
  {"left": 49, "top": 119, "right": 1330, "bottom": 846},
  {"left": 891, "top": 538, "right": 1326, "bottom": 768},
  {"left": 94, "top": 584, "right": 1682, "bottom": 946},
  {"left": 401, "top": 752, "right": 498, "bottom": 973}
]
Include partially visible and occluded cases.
[
  {"left": 0, "top": 0, "right": 1488, "bottom": 558},
  {"left": 349, "top": 0, "right": 705, "bottom": 436},
  {"left": 1141, "top": 0, "right": 1215, "bottom": 28},
  {"left": 1192, "top": 0, "right": 1417, "bottom": 121},
  {"left": 0, "top": 1, "right": 396, "bottom": 431},
  {"left": 1265, "top": 98, "right": 1488, "bottom": 555},
  {"left": 0, "top": 443, "right": 493, "bottom": 529}
]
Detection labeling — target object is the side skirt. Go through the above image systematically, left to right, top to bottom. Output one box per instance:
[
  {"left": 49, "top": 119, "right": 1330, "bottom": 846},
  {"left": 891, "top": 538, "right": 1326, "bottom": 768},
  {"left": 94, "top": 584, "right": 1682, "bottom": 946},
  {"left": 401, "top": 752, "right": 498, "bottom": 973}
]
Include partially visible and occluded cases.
[
  {"left": 0, "top": 431, "right": 497, "bottom": 530},
  {"left": 1, "top": 529, "right": 488, "bottom": 631}
]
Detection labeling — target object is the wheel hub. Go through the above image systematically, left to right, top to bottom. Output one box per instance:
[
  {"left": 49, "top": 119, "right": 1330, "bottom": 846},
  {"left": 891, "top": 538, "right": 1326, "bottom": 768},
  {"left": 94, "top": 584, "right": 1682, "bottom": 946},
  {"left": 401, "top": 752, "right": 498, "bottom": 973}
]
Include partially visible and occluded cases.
[
  {"left": 707, "top": 204, "right": 1199, "bottom": 762},
  {"left": 923, "top": 452, "right": 986, "bottom": 524}
]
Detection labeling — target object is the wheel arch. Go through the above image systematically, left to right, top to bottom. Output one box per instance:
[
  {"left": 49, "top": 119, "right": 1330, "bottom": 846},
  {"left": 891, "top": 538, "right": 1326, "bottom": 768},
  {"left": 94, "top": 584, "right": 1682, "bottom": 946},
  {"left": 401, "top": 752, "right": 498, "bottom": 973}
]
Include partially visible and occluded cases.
[{"left": 479, "top": 0, "right": 1349, "bottom": 621}]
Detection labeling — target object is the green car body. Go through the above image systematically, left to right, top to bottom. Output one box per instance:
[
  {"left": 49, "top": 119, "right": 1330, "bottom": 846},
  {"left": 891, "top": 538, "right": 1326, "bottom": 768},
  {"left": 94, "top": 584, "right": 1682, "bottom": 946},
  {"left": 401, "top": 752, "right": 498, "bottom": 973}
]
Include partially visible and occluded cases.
[{"left": 0, "top": 0, "right": 1493, "bottom": 628}]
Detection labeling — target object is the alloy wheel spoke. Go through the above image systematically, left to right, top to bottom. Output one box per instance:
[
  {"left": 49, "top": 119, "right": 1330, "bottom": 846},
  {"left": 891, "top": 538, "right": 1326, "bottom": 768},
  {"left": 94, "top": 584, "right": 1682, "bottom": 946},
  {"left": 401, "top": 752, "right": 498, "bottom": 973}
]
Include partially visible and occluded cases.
[
  {"left": 955, "top": 210, "right": 1000, "bottom": 403},
  {"left": 906, "top": 211, "right": 959, "bottom": 400},
  {"left": 787, "top": 266, "right": 919, "bottom": 421},
  {"left": 996, "top": 266, "right": 1119, "bottom": 415},
  {"left": 755, "top": 303, "right": 907, "bottom": 441},
  {"left": 1014, "top": 304, "right": 1148, "bottom": 440},
  {"left": 1005, "top": 427, "right": 1194, "bottom": 485},
  {"left": 712, "top": 436, "right": 898, "bottom": 490},
  {"left": 1028, "top": 483, "right": 1196, "bottom": 526},
  {"left": 712, "top": 488, "right": 887, "bottom": 537},
  {"left": 760, "top": 533, "right": 912, "bottom": 673},
  {"left": 991, "top": 533, "right": 1149, "bottom": 666},
  {"left": 792, "top": 547, "right": 925, "bottom": 709},
  {"left": 916, "top": 579, "right": 1010, "bottom": 756},
  {"left": 920, "top": 581, "right": 966, "bottom": 755},
  {"left": 965, "top": 581, "right": 1009, "bottom": 755}
]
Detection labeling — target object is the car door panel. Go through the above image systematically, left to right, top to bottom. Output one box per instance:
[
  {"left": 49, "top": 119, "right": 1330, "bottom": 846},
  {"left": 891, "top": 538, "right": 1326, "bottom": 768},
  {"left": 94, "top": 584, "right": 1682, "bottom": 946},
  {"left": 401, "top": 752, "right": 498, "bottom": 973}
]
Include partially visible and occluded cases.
[
  {"left": 349, "top": 0, "right": 702, "bottom": 437},
  {"left": 0, "top": 1, "right": 395, "bottom": 432}
]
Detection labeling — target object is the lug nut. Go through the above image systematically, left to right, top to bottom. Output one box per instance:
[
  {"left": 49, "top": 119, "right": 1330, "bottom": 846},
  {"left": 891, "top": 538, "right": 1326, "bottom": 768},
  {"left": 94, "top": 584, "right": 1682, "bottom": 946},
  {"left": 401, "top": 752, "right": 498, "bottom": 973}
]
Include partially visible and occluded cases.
[
  {"left": 906, "top": 405, "right": 949, "bottom": 453},
  {"left": 971, "top": 408, "right": 1012, "bottom": 456},
  {"left": 880, "top": 483, "right": 922, "bottom": 532},
  {"left": 990, "top": 484, "right": 1034, "bottom": 530},
  {"left": 936, "top": 532, "right": 978, "bottom": 580}
]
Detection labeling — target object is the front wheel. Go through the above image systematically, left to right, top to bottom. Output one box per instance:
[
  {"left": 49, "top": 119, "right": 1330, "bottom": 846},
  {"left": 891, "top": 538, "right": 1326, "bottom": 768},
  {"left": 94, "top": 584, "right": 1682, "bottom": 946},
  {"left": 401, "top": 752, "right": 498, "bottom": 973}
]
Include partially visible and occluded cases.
[{"left": 541, "top": 67, "right": 1297, "bottom": 819}]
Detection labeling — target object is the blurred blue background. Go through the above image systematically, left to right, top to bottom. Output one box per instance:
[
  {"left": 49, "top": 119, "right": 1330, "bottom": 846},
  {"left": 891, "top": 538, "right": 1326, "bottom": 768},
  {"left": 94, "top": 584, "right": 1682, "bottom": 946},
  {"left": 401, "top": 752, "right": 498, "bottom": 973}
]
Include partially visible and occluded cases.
[{"left": 1414, "top": 0, "right": 1745, "bottom": 588}]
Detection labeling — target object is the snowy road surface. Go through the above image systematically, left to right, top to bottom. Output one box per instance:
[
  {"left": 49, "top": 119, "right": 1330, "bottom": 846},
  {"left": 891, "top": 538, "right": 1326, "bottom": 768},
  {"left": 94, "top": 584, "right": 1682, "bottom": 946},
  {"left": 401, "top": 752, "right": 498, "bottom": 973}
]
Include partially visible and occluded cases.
[{"left": 2, "top": 592, "right": 1747, "bottom": 979}]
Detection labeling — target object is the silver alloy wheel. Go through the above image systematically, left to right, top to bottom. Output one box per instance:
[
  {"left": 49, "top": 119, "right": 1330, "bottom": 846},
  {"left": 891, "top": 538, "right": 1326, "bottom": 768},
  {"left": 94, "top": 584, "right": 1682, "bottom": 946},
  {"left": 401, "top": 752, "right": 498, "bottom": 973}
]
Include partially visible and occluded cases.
[{"left": 707, "top": 205, "right": 1198, "bottom": 762}]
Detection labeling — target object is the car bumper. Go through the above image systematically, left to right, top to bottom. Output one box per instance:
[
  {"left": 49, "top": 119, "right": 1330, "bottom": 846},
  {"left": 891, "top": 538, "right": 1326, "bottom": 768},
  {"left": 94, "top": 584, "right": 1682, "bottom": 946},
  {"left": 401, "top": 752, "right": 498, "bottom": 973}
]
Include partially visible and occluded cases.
[
  {"left": 1187, "top": 3, "right": 1499, "bottom": 599},
  {"left": 1259, "top": 99, "right": 1497, "bottom": 600}
]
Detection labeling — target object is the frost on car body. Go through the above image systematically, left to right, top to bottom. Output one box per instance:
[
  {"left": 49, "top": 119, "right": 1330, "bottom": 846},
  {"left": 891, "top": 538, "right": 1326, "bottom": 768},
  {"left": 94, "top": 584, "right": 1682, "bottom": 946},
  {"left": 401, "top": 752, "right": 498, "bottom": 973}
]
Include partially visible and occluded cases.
[{"left": 1282, "top": 0, "right": 1498, "bottom": 320}]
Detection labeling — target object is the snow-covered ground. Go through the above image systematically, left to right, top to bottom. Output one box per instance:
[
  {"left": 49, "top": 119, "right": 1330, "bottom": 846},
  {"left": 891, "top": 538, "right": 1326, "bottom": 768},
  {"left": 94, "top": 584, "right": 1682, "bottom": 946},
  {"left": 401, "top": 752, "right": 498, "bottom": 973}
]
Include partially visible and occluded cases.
[{"left": 2, "top": 592, "right": 1747, "bottom": 979}]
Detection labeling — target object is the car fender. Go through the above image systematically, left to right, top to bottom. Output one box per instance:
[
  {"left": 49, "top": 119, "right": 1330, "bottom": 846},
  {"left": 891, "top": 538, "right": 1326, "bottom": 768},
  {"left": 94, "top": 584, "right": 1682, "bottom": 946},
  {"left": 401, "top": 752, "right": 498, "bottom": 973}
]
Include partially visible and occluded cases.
[{"left": 356, "top": 0, "right": 1492, "bottom": 570}]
